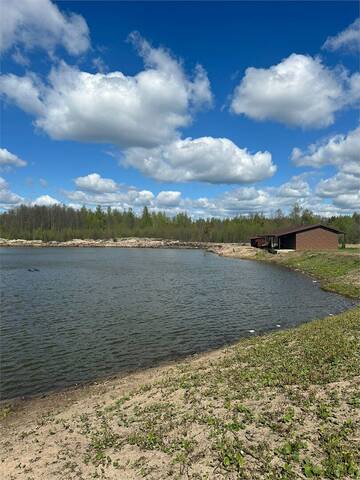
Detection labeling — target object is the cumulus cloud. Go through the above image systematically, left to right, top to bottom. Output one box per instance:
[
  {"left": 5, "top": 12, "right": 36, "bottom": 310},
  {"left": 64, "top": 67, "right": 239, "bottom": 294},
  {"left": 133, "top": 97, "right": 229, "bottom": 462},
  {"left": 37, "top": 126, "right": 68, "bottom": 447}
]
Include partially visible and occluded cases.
[
  {"left": 0, "top": 0, "right": 90, "bottom": 56},
  {"left": 323, "top": 18, "right": 360, "bottom": 53},
  {"left": 0, "top": 33, "right": 277, "bottom": 185},
  {"left": 0, "top": 35, "right": 212, "bottom": 150},
  {"left": 230, "top": 54, "right": 358, "bottom": 128},
  {"left": 348, "top": 72, "right": 360, "bottom": 104},
  {"left": 0, "top": 73, "right": 45, "bottom": 115},
  {"left": 291, "top": 125, "right": 360, "bottom": 175},
  {"left": 292, "top": 126, "right": 360, "bottom": 213},
  {"left": 125, "top": 136, "right": 276, "bottom": 183},
  {"left": 0, "top": 148, "right": 27, "bottom": 167},
  {"left": 59, "top": 171, "right": 358, "bottom": 217},
  {"left": 316, "top": 172, "right": 359, "bottom": 198},
  {"left": 62, "top": 173, "right": 184, "bottom": 212},
  {"left": 74, "top": 173, "right": 118, "bottom": 193},
  {"left": 64, "top": 174, "right": 156, "bottom": 209},
  {"left": 275, "top": 175, "right": 311, "bottom": 198},
  {"left": 0, "top": 176, "right": 24, "bottom": 207},
  {"left": 211, "top": 176, "right": 311, "bottom": 216},
  {"left": 191, "top": 179, "right": 357, "bottom": 218},
  {"left": 65, "top": 187, "right": 156, "bottom": 209},
  {"left": 156, "top": 191, "right": 182, "bottom": 207},
  {"left": 333, "top": 192, "right": 360, "bottom": 209},
  {"left": 31, "top": 194, "right": 59, "bottom": 206}
]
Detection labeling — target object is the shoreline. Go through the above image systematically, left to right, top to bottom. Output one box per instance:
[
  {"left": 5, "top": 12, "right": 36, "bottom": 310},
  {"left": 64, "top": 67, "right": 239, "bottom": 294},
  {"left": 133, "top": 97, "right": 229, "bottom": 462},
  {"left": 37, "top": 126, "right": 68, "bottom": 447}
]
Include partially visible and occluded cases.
[
  {"left": 0, "top": 236, "right": 261, "bottom": 260},
  {"left": 0, "top": 237, "right": 217, "bottom": 249},
  {"left": 0, "top": 237, "right": 257, "bottom": 258},
  {"left": 1, "top": 243, "right": 357, "bottom": 409},
  {"left": 1, "top": 246, "right": 359, "bottom": 479},
  {"left": 1, "top": 308, "right": 359, "bottom": 479},
  {"left": 0, "top": 341, "right": 236, "bottom": 428}
]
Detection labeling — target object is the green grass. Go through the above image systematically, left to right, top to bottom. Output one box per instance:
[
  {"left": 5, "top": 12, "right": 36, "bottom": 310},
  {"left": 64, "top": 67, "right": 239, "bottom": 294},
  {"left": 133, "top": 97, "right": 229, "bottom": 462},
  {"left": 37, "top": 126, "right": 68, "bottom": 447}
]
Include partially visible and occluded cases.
[
  {"left": 338, "top": 247, "right": 360, "bottom": 253},
  {"left": 256, "top": 250, "right": 360, "bottom": 299},
  {"left": 281, "top": 252, "right": 358, "bottom": 278}
]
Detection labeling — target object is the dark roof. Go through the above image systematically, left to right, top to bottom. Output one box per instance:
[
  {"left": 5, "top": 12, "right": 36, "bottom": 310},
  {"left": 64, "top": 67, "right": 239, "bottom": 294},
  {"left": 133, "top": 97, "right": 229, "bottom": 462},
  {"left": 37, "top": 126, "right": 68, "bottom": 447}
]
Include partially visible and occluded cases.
[
  {"left": 269, "top": 223, "right": 343, "bottom": 236},
  {"left": 251, "top": 224, "right": 343, "bottom": 239}
]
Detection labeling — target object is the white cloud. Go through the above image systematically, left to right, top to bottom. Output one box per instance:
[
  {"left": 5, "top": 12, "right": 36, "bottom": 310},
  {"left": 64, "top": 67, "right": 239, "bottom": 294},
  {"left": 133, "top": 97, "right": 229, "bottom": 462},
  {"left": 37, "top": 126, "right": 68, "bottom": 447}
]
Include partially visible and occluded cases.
[
  {"left": 0, "top": 0, "right": 90, "bottom": 56},
  {"left": 323, "top": 18, "right": 360, "bottom": 53},
  {"left": 0, "top": 34, "right": 277, "bottom": 186},
  {"left": 0, "top": 35, "right": 212, "bottom": 150},
  {"left": 11, "top": 48, "right": 30, "bottom": 66},
  {"left": 230, "top": 54, "right": 357, "bottom": 128},
  {"left": 92, "top": 57, "right": 108, "bottom": 73},
  {"left": 347, "top": 72, "right": 360, "bottom": 105},
  {"left": 0, "top": 73, "right": 45, "bottom": 115},
  {"left": 291, "top": 125, "right": 360, "bottom": 175},
  {"left": 292, "top": 126, "right": 360, "bottom": 213},
  {"left": 125, "top": 136, "right": 276, "bottom": 183},
  {"left": 0, "top": 148, "right": 27, "bottom": 167},
  {"left": 59, "top": 171, "right": 358, "bottom": 217},
  {"left": 316, "top": 172, "right": 359, "bottom": 198},
  {"left": 62, "top": 173, "right": 183, "bottom": 211},
  {"left": 64, "top": 173, "right": 160, "bottom": 209},
  {"left": 74, "top": 173, "right": 118, "bottom": 193},
  {"left": 275, "top": 175, "right": 311, "bottom": 198},
  {"left": 0, "top": 176, "right": 24, "bottom": 207},
  {"left": 211, "top": 176, "right": 311, "bottom": 216},
  {"left": 65, "top": 189, "right": 156, "bottom": 208},
  {"left": 156, "top": 191, "right": 182, "bottom": 207},
  {"left": 333, "top": 192, "right": 360, "bottom": 209},
  {"left": 31, "top": 194, "right": 59, "bottom": 206}
]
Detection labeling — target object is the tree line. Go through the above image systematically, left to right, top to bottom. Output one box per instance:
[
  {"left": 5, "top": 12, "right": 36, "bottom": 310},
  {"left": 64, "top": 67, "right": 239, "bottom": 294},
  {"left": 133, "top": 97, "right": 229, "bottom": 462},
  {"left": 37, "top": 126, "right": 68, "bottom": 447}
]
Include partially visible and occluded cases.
[{"left": 0, "top": 204, "right": 359, "bottom": 244}]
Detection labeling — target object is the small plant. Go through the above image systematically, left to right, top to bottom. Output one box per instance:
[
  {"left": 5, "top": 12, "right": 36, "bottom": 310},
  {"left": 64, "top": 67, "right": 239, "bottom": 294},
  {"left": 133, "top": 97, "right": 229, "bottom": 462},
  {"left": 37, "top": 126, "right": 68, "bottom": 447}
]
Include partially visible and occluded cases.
[
  {"left": 216, "top": 437, "right": 246, "bottom": 473},
  {"left": 278, "top": 439, "right": 306, "bottom": 462},
  {"left": 302, "top": 459, "right": 323, "bottom": 477}
]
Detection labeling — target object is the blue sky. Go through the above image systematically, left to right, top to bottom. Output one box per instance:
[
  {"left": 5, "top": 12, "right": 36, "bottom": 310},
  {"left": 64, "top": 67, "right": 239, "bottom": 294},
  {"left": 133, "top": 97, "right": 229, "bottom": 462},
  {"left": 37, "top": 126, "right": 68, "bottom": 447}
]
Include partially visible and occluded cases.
[{"left": 0, "top": 0, "right": 359, "bottom": 216}]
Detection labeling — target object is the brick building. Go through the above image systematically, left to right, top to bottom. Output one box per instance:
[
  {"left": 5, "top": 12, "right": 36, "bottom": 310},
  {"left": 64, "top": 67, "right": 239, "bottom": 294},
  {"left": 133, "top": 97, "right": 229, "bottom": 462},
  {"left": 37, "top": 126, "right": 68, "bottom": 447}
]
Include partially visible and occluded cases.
[{"left": 250, "top": 224, "right": 343, "bottom": 251}]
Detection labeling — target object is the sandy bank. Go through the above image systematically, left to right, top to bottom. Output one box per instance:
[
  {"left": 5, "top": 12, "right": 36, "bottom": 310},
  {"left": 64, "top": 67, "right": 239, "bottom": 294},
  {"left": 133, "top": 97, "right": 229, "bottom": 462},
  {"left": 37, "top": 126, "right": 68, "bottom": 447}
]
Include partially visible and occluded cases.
[{"left": 0, "top": 237, "right": 259, "bottom": 258}]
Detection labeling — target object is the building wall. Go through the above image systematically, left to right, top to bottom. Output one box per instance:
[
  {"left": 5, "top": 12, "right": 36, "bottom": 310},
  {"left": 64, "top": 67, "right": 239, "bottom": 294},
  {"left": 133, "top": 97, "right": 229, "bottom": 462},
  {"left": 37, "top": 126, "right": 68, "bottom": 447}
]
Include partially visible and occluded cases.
[
  {"left": 295, "top": 228, "right": 339, "bottom": 250},
  {"left": 279, "top": 233, "right": 296, "bottom": 249}
]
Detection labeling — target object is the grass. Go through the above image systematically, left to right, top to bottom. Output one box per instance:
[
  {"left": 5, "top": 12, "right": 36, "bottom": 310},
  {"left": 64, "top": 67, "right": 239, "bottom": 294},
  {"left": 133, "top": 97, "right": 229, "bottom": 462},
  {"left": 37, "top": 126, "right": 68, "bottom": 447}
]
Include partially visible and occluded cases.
[
  {"left": 337, "top": 247, "right": 360, "bottom": 254},
  {"left": 1, "top": 249, "right": 359, "bottom": 479},
  {"left": 255, "top": 249, "right": 360, "bottom": 299},
  {"left": 0, "top": 404, "right": 13, "bottom": 421}
]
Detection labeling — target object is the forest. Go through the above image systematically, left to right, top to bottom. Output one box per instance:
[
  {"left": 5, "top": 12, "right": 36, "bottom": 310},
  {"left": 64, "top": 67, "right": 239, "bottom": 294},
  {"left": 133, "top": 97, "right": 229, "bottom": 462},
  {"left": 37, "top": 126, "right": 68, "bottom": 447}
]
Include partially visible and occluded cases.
[{"left": 0, "top": 203, "right": 359, "bottom": 244}]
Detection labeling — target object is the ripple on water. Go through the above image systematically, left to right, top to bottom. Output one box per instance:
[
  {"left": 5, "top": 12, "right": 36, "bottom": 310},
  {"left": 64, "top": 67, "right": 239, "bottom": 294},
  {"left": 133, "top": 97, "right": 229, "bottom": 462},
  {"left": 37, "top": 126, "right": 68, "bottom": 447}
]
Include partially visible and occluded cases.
[{"left": 0, "top": 247, "right": 356, "bottom": 400}]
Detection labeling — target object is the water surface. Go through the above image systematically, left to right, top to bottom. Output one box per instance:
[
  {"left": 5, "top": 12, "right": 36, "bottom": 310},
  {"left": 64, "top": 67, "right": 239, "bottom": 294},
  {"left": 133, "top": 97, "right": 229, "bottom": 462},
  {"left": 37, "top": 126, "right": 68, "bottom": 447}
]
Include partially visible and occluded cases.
[{"left": 1, "top": 248, "right": 355, "bottom": 400}]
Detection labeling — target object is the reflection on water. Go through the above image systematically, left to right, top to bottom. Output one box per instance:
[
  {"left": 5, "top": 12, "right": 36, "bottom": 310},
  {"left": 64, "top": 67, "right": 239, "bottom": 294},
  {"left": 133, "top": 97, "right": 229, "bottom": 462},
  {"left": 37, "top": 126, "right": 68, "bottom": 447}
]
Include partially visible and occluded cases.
[{"left": 1, "top": 247, "right": 355, "bottom": 400}]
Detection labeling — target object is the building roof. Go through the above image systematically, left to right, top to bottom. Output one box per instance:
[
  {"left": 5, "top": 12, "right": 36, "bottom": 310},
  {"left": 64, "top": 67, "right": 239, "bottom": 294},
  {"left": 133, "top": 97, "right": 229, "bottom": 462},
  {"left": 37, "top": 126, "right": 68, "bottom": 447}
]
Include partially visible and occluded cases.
[
  {"left": 269, "top": 223, "right": 343, "bottom": 237},
  {"left": 250, "top": 224, "right": 343, "bottom": 239}
]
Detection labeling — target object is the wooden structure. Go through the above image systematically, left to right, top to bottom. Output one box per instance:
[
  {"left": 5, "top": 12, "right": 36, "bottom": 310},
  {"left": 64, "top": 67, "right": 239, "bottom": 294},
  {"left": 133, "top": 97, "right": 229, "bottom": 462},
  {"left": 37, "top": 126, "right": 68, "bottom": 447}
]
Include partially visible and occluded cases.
[{"left": 250, "top": 224, "right": 343, "bottom": 251}]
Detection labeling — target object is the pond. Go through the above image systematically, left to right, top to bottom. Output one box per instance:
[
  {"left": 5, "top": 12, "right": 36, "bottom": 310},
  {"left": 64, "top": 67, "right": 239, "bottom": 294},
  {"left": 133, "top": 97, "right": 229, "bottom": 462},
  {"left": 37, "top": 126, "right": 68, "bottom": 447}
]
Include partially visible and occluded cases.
[{"left": 1, "top": 247, "right": 355, "bottom": 400}]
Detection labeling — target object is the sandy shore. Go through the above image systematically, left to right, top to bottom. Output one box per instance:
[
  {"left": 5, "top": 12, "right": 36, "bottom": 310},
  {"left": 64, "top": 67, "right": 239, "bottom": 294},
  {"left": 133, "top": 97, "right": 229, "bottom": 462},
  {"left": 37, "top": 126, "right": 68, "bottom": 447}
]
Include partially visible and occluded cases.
[
  {"left": 0, "top": 236, "right": 260, "bottom": 259},
  {"left": 0, "top": 237, "right": 208, "bottom": 249},
  {"left": 1, "top": 244, "right": 359, "bottom": 479}
]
